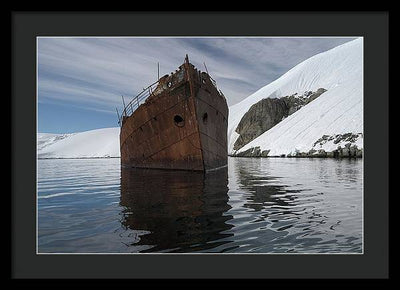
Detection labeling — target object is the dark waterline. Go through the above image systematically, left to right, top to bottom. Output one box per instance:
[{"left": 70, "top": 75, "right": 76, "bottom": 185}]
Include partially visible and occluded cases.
[{"left": 37, "top": 157, "right": 362, "bottom": 253}]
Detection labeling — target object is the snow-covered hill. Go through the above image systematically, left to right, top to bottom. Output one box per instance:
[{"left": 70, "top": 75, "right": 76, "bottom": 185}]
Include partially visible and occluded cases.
[
  {"left": 228, "top": 38, "right": 363, "bottom": 157},
  {"left": 37, "top": 39, "right": 363, "bottom": 159},
  {"left": 37, "top": 128, "right": 120, "bottom": 158},
  {"left": 37, "top": 132, "right": 75, "bottom": 151}
]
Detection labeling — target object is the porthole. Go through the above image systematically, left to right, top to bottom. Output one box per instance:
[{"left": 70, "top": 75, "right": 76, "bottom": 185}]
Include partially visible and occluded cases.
[
  {"left": 202, "top": 112, "right": 208, "bottom": 124},
  {"left": 174, "top": 114, "right": 185, "bottom": 127}
]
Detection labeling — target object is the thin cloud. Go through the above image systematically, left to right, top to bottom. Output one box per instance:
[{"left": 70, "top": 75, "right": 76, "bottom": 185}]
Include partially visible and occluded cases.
[{"left": 38, "top": 37, "right": 356, "bottom": 112}]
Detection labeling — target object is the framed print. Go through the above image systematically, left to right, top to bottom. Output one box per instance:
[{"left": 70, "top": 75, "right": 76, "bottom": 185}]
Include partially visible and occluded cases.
[{"left": 11, "top": 11, "right": 389, "bottom": 279}]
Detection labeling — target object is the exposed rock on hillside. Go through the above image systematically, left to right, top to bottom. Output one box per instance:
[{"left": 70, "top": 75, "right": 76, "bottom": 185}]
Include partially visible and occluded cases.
[
  {"left": 228, "top": 39, "right": 363, "bottom": 158},
  {"left": 233, "top": 88, "right": 326, "bottom": 150},
  {"left": 231, "top": 132, "right": 363, "bottom": 158}
]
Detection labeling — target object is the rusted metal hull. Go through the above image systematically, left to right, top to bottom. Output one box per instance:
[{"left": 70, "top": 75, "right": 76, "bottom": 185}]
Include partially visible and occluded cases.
[{"left": 120, "top": 57, "right": 228, "bottom": 171}]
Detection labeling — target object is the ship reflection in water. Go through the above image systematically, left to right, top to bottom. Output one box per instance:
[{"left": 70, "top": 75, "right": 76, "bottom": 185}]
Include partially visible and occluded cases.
[
  {"left": 37, "top": 158, "right": 362, "bottom": 253},
  {"left": 119, "top": 167, "right": 234, "bottom": 252}
]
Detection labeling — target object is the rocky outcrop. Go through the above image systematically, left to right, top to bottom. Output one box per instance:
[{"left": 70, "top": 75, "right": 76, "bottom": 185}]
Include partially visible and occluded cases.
[
  {"left": 233, "top": 88, "right": 327, "bottom": 150},
  {"left": 284, "top": 88, "right": 327, "bottom": 115},
  {"left": 233, "top": 98, "right": 288, "bottom": 151},
  {"left": 231, "top": 132, "right": 363, "bottom": 158},
  {"left": 310, "top": 133, "right": 363, "bottom": 158},
  {"left": 312, "top": 133, "right": 361, "bottom": 147},
  {"left": 233, "top": 146, "right": 270, "bottom": 157}
]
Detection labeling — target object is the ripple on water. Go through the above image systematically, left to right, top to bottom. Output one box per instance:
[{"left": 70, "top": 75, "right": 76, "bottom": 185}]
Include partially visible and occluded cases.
[{"left": 38, "top": 157, "right": 362, "bottom": 253}]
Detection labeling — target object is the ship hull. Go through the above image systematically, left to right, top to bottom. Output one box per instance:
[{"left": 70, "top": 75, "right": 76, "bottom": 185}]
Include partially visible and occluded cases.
[{"left": 120, "top": 59, "right": 228, "bottom": 171}]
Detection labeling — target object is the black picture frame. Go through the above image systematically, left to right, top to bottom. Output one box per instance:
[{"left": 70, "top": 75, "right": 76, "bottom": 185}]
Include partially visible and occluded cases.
[{"left": 11, "top": 11, "right": 389, "bottom": 279}]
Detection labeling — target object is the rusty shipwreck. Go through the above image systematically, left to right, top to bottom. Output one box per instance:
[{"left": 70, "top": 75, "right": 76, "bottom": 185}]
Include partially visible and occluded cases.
[{"left": 118, "top": 55, "right": 228, "bottom": 171}]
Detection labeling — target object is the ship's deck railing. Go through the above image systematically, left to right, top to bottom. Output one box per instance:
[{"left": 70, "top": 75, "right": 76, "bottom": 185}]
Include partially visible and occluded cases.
[
  {"left": 117, "top": 69, "right": 218, "bottom": 126},
  {"left": 209, "top": 75, "right": 217, "bottom": 88},
  {"left": 118, "top": 80, "right": 160, "bottom": 126}
]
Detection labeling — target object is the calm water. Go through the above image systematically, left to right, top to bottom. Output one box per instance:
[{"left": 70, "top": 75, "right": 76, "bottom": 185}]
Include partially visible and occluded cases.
[{"left": 38, "top": 157, "right": 363, "bottom": 253}]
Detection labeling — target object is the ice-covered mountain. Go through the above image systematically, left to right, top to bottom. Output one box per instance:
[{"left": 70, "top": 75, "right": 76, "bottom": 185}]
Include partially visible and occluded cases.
[
  {"left": 228, "top": 37, "right": 363, "bottom": 157},
  {"left": 37, "top": 39, "right": 363, "bottom": 159},
  {"left": 37, "top": 128, "right": 120, "bottom": 158},
  {"left": 37, "top": 132, "right": 75, "bottom": 151}
]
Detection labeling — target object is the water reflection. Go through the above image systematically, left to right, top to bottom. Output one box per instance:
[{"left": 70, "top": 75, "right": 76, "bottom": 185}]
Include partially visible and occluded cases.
[
  {"left": 37, "top": 158, "right": 362, "bottom": 253},
  {"left": 226, "top": 158, "right": 362, "bottom": 253},
  {"left": 233, "top": 158, "right": 303, "bottom": 213},
  {"left": 120, "top": 167, "right": 234, "bottom": 252}
]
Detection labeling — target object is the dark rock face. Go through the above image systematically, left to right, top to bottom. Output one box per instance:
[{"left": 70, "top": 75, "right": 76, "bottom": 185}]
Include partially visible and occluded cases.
[
  {"left": 233, "top": 88, "right": 327, "bottom": 150},
  {"left": 284, "top": 88, "right": 327, "bottom": 115},
  {"left": 233, "top": 98, "right": 288, "bottom": 151},
  {"left": 231, "top": 132, "right": 363, "bottom": 158},
  {"left": 312, "top": 132, "right": 362, "bottom": 147},
  {"left": 333, "top": 144, "right": 363, "bottom": 158},
  {"left": 233, "top": 146, "right": 270, "bottom": 157}
]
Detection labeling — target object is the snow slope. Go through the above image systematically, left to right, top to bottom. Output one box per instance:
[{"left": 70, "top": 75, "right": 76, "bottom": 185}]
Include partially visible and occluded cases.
[
  {"left": 229, "top": 38, "right": 363, "bottom": 156},
  {"left": 37, "top": 39, "right": 362, "bottom": 159},
  {"left": 38, "top": 128, "right": 120, "bottom": 158},
  {"left": 37, "top": 133, "right": 75, "bottom": 151}
]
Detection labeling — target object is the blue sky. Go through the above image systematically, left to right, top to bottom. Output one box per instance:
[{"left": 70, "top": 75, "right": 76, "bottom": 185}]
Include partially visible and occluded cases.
[{"left": 38, "top": 37, "right": 355, "bottom": 133}]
